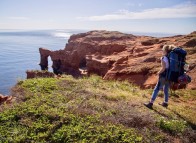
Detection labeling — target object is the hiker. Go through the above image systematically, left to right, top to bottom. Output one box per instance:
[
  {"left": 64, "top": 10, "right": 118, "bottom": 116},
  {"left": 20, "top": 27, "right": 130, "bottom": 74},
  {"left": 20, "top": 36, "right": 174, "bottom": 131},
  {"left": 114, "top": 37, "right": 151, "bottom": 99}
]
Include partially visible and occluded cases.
[{"left": 144, "top": 45, "right": 175, "bottom": 109}]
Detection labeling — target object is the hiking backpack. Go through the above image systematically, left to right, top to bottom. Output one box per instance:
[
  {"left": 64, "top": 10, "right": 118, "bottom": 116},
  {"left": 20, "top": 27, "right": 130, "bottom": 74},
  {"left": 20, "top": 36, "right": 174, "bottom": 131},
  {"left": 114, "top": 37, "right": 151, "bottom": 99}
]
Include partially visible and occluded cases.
[{"left": 166, "top": 47, "right": 187, "bottom": 83}]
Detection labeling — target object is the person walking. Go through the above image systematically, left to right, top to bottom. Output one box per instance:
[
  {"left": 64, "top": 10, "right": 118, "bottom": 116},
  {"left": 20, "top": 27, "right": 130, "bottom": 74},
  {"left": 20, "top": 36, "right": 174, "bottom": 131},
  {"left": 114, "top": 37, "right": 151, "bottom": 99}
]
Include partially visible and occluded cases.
[{"left": 144, "top": 45, "right": 174, "bottom": 109}]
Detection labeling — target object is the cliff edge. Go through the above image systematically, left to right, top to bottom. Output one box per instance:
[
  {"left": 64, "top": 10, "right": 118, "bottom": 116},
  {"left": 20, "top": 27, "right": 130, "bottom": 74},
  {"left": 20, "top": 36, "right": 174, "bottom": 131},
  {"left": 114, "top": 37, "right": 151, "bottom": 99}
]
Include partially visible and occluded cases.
[{"left": 38, "top": 30, "right": 196, "bottom": 89}]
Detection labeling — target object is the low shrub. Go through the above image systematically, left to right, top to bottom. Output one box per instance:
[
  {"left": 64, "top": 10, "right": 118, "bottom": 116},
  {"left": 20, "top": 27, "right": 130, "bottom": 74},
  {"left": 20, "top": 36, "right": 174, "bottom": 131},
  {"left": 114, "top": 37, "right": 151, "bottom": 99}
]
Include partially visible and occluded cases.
[{"left": 157, "top": 118, "right": 187, "bottom": 135}]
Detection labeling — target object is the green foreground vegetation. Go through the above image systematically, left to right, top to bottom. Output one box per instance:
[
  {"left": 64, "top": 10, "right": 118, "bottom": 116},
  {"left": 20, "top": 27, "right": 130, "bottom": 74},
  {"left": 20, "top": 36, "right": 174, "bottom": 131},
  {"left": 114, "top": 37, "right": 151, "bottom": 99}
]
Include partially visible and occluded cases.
[{"left": 0, "top": 75, "right": 195, "bottom": 143}]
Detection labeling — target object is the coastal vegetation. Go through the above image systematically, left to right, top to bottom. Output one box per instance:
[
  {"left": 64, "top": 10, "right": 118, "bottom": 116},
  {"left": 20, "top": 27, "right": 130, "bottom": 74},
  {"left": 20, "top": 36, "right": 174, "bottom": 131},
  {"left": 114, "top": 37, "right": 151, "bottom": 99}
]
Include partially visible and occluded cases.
[{"left": 0, "top": 75, "right": 195, "bottom": 142}]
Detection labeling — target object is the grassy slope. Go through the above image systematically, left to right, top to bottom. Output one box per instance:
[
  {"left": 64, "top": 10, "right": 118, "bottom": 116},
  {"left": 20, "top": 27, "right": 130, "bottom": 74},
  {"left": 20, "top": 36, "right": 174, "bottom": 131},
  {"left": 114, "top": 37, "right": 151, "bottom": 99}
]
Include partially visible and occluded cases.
[{"left": 0, "top": 75, "right": 195, "bottom": 143}]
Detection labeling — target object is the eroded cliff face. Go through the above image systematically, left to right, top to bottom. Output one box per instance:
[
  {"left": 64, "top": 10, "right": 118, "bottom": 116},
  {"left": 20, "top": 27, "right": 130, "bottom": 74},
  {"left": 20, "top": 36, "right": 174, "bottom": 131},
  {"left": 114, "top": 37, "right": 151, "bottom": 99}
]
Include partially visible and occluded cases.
[{"left": 39, "top": 30, "right": 196, "bottom": 89}]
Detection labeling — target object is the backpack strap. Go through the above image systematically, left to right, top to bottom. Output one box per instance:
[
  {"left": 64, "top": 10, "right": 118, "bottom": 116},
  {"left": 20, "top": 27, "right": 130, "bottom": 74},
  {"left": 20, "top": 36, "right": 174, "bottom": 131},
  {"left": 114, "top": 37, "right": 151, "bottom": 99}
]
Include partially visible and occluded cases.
[{"left": 165, "top": 54, "right": 170, "bottom": 81}]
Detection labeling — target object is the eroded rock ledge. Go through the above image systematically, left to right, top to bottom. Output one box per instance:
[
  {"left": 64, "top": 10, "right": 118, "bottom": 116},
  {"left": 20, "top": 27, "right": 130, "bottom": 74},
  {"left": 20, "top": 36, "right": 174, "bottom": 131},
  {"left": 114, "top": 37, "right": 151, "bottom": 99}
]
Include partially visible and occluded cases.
[{"left": 38, "top": 30, "right": 196, "bottom": 89}]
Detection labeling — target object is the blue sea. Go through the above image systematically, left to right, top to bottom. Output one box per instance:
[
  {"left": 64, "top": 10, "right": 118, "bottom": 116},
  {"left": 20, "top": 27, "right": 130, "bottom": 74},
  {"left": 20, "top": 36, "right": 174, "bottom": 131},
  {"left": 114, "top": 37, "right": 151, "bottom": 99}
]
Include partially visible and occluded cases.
[
  {"left": 0, "top": 29, "right": 177, "bottom": 95},
  {"left": 0, "top": 29, "right": 85, "bottom": 95}
]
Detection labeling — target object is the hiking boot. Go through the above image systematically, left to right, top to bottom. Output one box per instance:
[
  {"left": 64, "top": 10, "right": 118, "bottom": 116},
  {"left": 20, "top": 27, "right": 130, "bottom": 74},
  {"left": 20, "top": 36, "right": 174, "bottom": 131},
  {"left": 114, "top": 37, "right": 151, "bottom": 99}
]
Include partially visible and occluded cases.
[
  {"left": 144, "top": 102, "right": 153, "bottom": 109},
  {"left": 159, "top": 102, "right": 168, "bottom": 108}
]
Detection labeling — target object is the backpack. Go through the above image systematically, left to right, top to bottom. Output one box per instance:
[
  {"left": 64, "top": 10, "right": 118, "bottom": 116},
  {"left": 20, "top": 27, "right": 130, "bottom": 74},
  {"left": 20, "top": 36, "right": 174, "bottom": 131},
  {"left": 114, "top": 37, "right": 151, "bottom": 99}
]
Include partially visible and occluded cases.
[
  {"left": 166, "top": 47, "right": 187, "bottom": 83},
  {"left": 178, "top": 74, "right": 191, "bottom": 84}
]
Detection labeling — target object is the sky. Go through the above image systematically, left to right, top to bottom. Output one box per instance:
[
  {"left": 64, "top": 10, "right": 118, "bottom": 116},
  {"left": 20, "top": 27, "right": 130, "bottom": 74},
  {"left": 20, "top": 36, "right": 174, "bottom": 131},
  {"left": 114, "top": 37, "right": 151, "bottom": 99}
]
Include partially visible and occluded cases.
[{"left": 0, "top": 0, "right": 196, "bottom": 34}]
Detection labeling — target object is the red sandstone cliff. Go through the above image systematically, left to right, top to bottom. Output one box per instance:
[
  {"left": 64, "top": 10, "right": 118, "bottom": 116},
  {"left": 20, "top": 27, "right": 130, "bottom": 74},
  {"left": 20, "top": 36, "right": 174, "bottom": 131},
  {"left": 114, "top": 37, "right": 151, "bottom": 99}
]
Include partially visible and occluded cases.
[{"left": 39, "top": 30, "right": 196, "bottom": 89}]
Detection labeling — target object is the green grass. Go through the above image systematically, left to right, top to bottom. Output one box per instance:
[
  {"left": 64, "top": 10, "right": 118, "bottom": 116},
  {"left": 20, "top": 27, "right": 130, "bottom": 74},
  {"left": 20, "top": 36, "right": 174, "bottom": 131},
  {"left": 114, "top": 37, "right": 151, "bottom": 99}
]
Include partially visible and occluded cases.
[
  {"left": 0, "top": 75, "right": 195, "bottom": 142},
  {"left": 19, "top": 78, "right": 59, "bottom": 94}
]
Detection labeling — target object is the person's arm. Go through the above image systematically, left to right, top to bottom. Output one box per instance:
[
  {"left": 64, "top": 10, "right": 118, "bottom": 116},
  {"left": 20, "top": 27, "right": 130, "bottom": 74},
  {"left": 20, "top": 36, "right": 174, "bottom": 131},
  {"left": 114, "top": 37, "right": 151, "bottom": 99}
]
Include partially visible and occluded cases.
[{"left": 158, "top": 59, "right": 166, "bottom": 75}]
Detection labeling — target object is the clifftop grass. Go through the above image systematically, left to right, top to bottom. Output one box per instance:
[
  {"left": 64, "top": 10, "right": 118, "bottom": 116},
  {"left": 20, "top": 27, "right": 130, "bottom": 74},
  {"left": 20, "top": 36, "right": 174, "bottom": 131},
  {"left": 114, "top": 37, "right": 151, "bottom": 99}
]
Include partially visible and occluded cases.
[{"left": 0, "top": 75, "right": 195, "bottom": 143}]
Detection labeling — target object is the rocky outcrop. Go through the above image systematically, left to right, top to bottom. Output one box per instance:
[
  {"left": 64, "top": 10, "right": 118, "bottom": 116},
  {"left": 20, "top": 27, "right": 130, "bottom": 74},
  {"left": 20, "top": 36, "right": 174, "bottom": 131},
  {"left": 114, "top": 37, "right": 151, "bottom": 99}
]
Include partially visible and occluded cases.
[
  {"left": 38, "top": 30, "right": 196, "bottom": 89},
  {"left": 141, "top": 38, "right": 159, "bottom": 46},
  {"left": 183, "top": 38, "right": 196, "bottom": 47},
  {"left": 39, "top": 48, "right": 51, "bottom": 70},
  {"left": 26, "top": 70, "right": 55, "bottom": 79},
  {"left": 0, "top": 94, "right": 13, "bottom": 104}
]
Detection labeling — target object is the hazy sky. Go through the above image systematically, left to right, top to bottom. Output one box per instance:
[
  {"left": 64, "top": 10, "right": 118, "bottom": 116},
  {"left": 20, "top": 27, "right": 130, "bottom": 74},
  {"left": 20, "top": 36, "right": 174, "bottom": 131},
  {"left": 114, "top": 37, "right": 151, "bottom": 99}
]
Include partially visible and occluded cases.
[{"left": 0, "top": 0, "right": 196, "bottom": 34}]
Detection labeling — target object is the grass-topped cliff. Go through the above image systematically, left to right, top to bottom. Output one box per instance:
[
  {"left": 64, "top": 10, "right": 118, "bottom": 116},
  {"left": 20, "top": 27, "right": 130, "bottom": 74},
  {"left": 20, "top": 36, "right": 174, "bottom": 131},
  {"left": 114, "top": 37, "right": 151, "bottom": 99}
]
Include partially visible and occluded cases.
[{"left": 0, "top": 75, "right": 195, "bottom": 142}]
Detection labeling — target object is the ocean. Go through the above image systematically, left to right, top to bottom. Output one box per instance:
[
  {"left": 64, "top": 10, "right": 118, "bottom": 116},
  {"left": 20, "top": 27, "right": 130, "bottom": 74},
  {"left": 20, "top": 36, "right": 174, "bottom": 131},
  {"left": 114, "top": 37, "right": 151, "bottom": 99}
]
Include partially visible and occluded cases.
[
  {"left": 0, "top": 29, "right": 177, "bottom": 95},
  {"left": 0, "top": 29, "right": 84, "bottom": 95}
]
